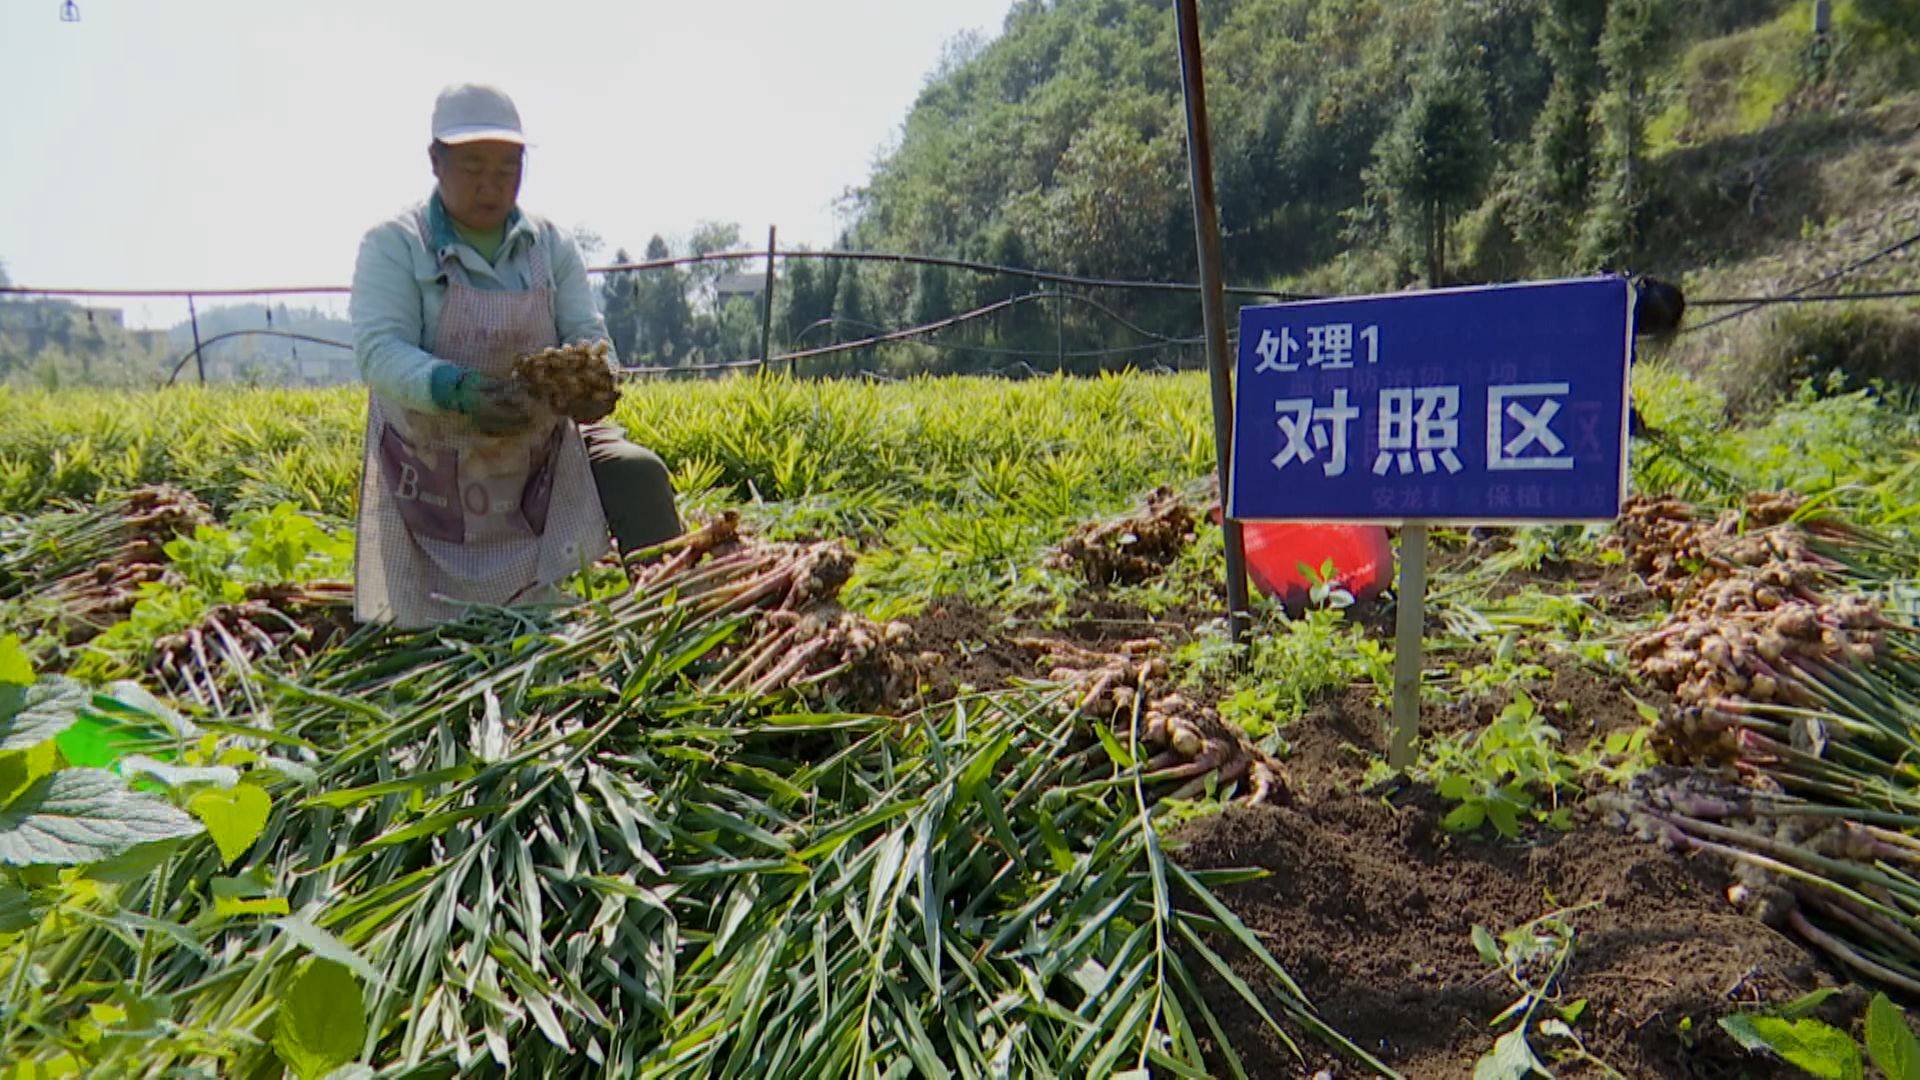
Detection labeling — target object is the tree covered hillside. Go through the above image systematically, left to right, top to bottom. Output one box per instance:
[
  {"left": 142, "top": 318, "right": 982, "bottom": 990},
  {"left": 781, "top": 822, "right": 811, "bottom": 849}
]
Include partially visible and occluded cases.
[{"left": 850, "top": 0, "right": 1920, "bottom": 297}]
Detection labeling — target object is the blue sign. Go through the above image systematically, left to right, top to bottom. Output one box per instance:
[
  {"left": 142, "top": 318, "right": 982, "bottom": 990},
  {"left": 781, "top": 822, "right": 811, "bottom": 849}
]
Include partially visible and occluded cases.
[{"left": 1226, "top": 276, "right": 1633, "bottom": 525}]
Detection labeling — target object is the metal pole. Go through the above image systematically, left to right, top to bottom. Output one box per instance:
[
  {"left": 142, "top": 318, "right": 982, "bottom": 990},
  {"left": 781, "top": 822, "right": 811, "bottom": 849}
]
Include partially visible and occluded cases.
[
  {"left": 1173, "top": 0, "right": 1252, "bottom": 645},
  {"left": 760, "top": 225, "right": 778, "bottom": 369},
  {"left": 1055, "top": 288, "right": 1065, "bottom": 373},
  {"left": 187, "top": 293, "right": 206, "bottom": 385},
  {"left": 1389, "top": 522, "right": 1429, "bottom": 769}
]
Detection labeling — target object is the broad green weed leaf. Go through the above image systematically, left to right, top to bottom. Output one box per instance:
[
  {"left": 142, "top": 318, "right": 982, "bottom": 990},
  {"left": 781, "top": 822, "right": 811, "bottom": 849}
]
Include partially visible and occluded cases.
[
  {"left": 0, "top": 636, "right": 33, "bottom": 686},
  {"left": 0, "top": 677, "right": 87, "bottom": 752},
  {"left": 54, "top": 715, "right": 166, "bottom": 770},
  {"left": 0, "top": 742, "right": 59, "bottom": 806},
  {"left": 0, "top": 769, "right": 202, "bottom": 866},
  {"left": 190, "top": 784, "right": 270, "bottom": 864},
  {"left": 1486, "top": 800, "right": 1523, "bottom": 838},
  {"left": 1444, "top": 802, "right": 1487, "bottom": 833},
  {"left": 0, "top": 881, "right": 44, "bottom": 932},
  {"left": 273, "top": 959, "right": 366, "bottom": 1080},
  {"left": 1867, "top": 993, "right": 1920, "bottom": 1080},
  {"left": 1719, "top": 1015, "right": 1862, "bottom": 1080},
  {"left": 1537, "top": 1019, "right": 1574, "bottom": 1040},
  {"left": 1473, "top": 1027, "right": 1547, "bottom": 1080}
]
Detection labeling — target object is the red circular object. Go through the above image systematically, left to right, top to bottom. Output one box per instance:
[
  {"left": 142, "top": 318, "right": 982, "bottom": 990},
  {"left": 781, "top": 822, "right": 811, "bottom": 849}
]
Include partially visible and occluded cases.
[{"left": 1239, "top": 522, "right": 1393, "bottom": 606}]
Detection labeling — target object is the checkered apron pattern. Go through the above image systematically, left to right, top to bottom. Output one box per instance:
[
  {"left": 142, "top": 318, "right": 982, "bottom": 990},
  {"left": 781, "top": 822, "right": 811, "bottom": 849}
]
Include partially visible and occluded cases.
[{"left": 352, "top": 225, "right": 610, "bottom": 628}]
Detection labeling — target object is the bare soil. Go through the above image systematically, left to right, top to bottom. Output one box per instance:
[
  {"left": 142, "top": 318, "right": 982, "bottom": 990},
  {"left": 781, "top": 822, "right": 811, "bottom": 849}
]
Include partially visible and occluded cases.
[
  {"left": 893, "top": 519, "right": 1849, "bottom": 1076},
  {"left": 1172, "top": 633, "right": 1842, "bottom": 1077},
  {"left": 1172, "top": 791, "right": 1842, "bottom": 1078}
]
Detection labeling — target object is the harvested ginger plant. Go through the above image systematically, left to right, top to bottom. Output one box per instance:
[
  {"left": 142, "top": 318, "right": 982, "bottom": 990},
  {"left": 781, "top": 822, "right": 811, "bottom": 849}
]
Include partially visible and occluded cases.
[
  {"left": 512, "top": 340, "right": 621, "bottom": 423},
  {"left": 0, "top": 485, "right": 214, "bottom": 643},
  {"left": 1047, "top": 485, "right": 1196, "bottom": 585},
  {"left": 1608, "top": 492, "right": 1920, "bottom": 993},
  {"left": 1617, "top": 493, "right": 1897, "bottom": 764},
  {"left": 622, "top": 512, "right": 923, "bottom": 710},
  {"left": 623, "top": 512, "right": 1282, "bottom": 802},
  {"left": 149, "top": 581, "right": 356, "bottom": 712},
  {"left": 1016, "top": 635, "right": 1290, "bottom": 805}
]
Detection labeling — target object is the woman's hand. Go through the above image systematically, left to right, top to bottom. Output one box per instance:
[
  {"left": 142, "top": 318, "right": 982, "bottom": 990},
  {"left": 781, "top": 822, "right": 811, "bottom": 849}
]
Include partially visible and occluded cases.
[{"left": 449, "top": 371, "right": 534, "bottom": 435}]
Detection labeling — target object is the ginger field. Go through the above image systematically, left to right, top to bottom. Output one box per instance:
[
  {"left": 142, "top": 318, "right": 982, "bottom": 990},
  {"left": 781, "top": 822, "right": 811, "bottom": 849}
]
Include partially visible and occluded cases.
[{"left": 2, "top": 367, "right": 1920, "bottom": 1077}]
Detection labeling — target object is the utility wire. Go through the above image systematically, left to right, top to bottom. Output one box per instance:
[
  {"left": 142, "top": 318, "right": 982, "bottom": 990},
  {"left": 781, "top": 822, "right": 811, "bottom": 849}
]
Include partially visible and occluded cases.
[
  {"left": 1680, "top": 227, "right": 1920, "bottom": 333},
  {"left": 0, "top": 248, "right": 1314, "bottom": 302},
  {"left": 592, "top": 248, "right": 1315, "bottom": 299},
  {"left": 1687, "top": 287, "right": 1920, "bottom": 306},
  {"left": 151, "top": 292, "right": 1216, "bottom": 385},
  {"left": 793, "top": 317, "right": 1199, "bottom": 362},
  {"left": 162, "top": 329, "right": 351, "bottom": 387}
]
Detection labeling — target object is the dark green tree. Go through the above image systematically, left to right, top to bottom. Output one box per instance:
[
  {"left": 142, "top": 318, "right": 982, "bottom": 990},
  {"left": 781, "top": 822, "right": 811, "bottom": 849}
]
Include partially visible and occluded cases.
[
  {"left": 1514, "top": 0, "right": 1610, "bottom": 262},
  {"left": 1577, "top": 0, "right": 1673, "bottom": 268},
  {"left": 1368, "top": 57, "right": 1497, "bottom": 285},
  {"left": 632, "top": 235, "right": 693, "bottom": 365},
  {"left": 599, "top": 248, "right": 640, "bottom": 361},
  {"left": 778, "top": 254, "right": 837, "bottom": 350},
  {"left": 831, "top": 262, "right": 870, "bottom": 346},
  {"left": 909, "top": 263, "right": 953, "bottom": 326}
]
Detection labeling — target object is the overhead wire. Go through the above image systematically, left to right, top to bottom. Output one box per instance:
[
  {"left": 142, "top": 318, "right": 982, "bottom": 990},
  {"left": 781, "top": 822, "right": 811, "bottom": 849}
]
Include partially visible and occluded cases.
[
  {"left": 1679, "top": 226, "right": 1920, "bottom": 333},
  {"left": 17, "top": 234, "right": 1920, "bottom": 388}
]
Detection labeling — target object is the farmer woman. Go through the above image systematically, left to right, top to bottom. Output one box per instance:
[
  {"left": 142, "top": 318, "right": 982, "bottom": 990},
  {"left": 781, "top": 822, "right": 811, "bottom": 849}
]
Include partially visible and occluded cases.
[{"left": 348, "top": 83, "right": 680, "bottom": 627}]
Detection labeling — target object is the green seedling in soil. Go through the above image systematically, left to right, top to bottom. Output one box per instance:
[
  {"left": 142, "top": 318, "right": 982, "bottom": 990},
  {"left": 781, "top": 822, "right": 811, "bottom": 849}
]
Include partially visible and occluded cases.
[
  {"left": 1482, "top": 525, "right": 1609, "bottom": 577},
  {"left": 1296, "top": 557, "right": 1356, "bottom": 610},
  {"left": 1176, "top": 606, "right": 1392, "bottom": 719},
  {"left": 1445, "top": 639, "right": 1552, "bottom": 701},
  {"left": 1218, "top": 685, "right": 1289, "bottom": 744},
  {"left": 1384, "top": 689, "right": 1657, "bottom": 838},
  {"left": 1424, "top": 691, "right": 1582, "bottom": 837},
  {"left": 1470, "top": 902, "right": 1624, "bottom": 1080},
  {"left": 1720, "top": 989, "right": 1920, "bottom": 1080}
]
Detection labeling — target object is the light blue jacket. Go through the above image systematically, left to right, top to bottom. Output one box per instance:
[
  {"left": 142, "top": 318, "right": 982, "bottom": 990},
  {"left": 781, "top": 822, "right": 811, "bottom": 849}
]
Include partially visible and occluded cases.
[{"left": 348, "top": 192, "right": 613, "bottom": 412}]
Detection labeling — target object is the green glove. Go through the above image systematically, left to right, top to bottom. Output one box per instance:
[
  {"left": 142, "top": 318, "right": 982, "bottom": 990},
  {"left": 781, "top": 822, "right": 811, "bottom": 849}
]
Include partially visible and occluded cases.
[{"left": 447, "top": 370, "right": 533, "bottom": 435}]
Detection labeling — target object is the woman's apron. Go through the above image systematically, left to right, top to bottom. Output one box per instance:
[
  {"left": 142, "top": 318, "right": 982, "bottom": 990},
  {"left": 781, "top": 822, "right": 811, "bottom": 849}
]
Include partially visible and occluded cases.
[{"left": 353, "top": 229, "right": 609, "bottom": 628}]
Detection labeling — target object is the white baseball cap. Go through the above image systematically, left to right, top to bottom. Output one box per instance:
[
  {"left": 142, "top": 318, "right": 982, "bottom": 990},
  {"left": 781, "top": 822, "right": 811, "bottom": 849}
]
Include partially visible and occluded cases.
[{"left": 431, "top": 83, "right": 526, "bottom": 146}]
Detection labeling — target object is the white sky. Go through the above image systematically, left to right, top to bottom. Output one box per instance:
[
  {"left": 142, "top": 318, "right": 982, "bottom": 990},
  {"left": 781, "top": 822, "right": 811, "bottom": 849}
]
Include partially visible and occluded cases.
[{"left": 0, "top": 0, "right": 1013, "bottom": 328}]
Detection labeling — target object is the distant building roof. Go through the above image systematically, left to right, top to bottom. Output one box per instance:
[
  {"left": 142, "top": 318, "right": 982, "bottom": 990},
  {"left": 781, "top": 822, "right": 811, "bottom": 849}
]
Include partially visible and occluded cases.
[{"left": 714, "top": 272, "right": 766, "bottom": 296}]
